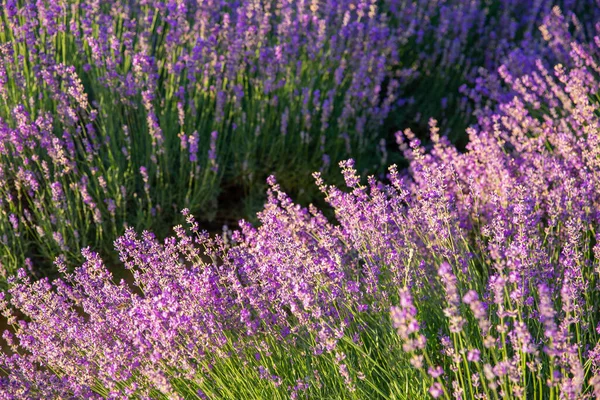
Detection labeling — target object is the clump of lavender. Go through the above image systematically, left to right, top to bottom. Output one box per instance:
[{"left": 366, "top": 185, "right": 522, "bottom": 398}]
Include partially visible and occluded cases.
[{"left": 0, "top": 0, "right": 404, "bottom": 276}]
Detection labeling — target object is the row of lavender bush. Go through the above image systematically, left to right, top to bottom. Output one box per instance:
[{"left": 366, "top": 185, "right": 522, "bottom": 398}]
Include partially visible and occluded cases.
[
  {"left": 0, "top": 0, "right": 403, "bottom": 276},
  {"left": 1, "top": 0, "right": 598, "bottom": 278},
  {"left": 1, "top": 15, "right": 600, "bottom": 398}
]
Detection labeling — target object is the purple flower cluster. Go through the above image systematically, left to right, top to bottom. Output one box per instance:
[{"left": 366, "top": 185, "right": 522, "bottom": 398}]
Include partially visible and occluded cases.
[
  {"left": 0, "top": 0, "right": 406, "bottom": 275},
  {"left": 398, "top": 1, "right": 600, "bottom": 138},
  {"left": 464, "top": 5, "right": 598, "bottom": 121}
]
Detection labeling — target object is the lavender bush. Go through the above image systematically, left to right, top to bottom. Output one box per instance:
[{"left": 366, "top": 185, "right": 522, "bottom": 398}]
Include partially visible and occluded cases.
[
  {"left": 0, "top": 0, "right": 403, "bottom": 276},
  {"left": 465, "top": 4, "right": 600, "bottom": 126}
]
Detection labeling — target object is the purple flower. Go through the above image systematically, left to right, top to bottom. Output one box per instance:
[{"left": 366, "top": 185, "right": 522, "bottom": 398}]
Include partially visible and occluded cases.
[
  {"left": 467, "top": 349, "right": 481, "bottom": 362},
  {"left": 429, "top": 382, "right": 444, "bottom": 398}
]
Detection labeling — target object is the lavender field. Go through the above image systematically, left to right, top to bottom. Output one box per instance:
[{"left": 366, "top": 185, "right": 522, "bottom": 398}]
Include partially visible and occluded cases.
[{"left": 1, "top": 0, "right": 600, "bottom": 399}]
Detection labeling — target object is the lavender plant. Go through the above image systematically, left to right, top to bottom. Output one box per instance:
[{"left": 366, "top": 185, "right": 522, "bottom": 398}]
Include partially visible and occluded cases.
[
  {"left": 0, "top": 0, "right": 404, "bottom": 276},
  {"left": 465, "top": 4, "right": 600, "bottom": 125},
  {"left": 389, "top": 28, "right": 600, "bottom": 396}
]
